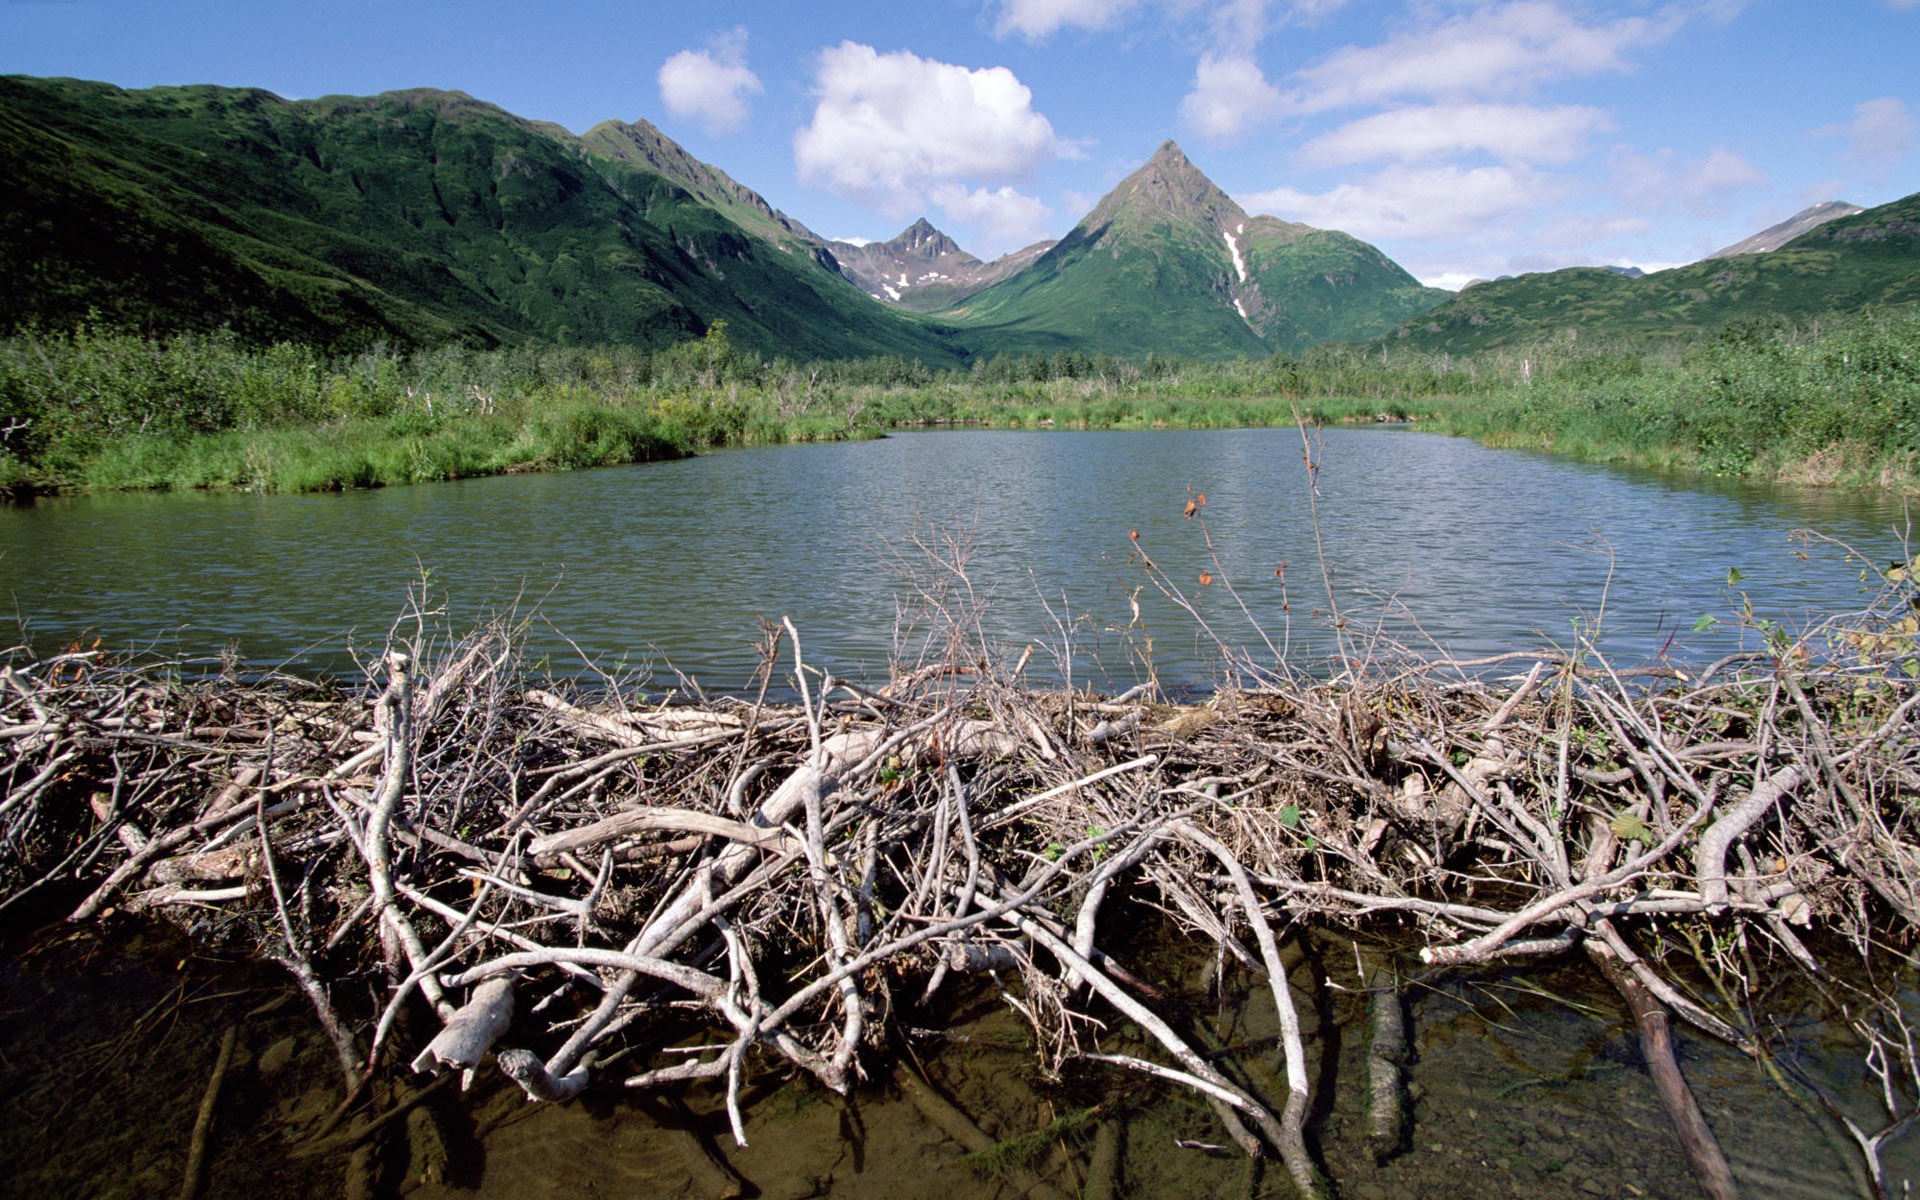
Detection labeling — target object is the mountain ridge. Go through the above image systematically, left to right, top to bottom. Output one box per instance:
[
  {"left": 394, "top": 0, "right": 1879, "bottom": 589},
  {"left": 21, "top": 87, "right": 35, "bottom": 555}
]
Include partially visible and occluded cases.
[
  {"left": 0, "top": 75, "right": 971, "bottom": 362},
  {"left": 945, "top": 140, "right": 1449, "bottom": 356},
  {"left": 1385, "top": 190, "right": 1920, "bottom": 352},
  {"left": 1706, "top": 200, "right": 1865, "bottom": 260},
  {"left": 827, "top": 218, "right": 1056, "bottom": 311}
]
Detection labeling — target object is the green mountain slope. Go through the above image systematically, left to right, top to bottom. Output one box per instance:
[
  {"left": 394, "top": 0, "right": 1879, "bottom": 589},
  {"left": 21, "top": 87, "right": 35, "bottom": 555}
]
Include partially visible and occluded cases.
[
  {"left": 0, "top": 76, "right": 965, "bottom": 363},
  {"left": 945, "top": 142, "right": 1447, "bottom": 359},
  {"left": 1389, "top": 191, "right": 1920, "bottom": 353}
]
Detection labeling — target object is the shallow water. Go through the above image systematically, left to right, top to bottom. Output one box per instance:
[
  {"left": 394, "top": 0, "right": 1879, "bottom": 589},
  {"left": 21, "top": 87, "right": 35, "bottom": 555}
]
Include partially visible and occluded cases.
[{"left": 5, "top": 920, "right": 1908, "bottom": 1199}]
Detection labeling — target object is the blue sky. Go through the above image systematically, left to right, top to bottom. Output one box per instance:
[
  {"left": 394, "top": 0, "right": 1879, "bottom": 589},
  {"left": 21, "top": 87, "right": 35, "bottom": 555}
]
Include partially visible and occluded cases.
[{"left": 4, "top": 1, "right": 1916, "bottom": 289}]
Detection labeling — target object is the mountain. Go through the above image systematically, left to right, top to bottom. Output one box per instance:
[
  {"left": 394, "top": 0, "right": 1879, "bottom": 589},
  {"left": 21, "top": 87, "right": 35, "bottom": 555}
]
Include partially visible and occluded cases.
[
  {"left": 0, "top": 76, "right": 965, "bottom": 362},
  {"left": 577, "top": 117, "right": 843, "bottom": 272},
  {"left": 942, "top": 141, "right": 1449, "bottom": 358},
  {"left": 1386, "top": 190, "right": 1920, "bottom": 353},
  {"left": 1706, "top": 201, "right": 1865, "bottom": 259},
  {"left": 827, "top": 219, "right": 1055, "bottom": 312}
]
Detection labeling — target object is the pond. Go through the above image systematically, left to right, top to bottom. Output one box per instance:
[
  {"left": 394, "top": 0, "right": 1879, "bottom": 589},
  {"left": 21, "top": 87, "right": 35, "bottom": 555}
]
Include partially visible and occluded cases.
[{"left": 1, "top": 428, "right": 1911, "bottom": 692}]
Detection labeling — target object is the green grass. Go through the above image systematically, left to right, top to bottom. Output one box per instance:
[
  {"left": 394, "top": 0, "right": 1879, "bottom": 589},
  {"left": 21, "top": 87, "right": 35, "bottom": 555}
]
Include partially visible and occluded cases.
[
  {"left": 4, "top": 306, "right": 1915, "bottom": 497},
  {"left": 1423, "top": 309, "right": 1920, "bottom": 487}
]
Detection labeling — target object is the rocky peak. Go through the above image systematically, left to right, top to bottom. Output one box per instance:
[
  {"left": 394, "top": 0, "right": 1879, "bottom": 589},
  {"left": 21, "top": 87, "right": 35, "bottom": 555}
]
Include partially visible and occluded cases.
[
  {"left": 1082, "top": 139, "right": 1248, "bottom": 243},
  {"left": 887, "top": 218, "right": 967, "bottom": 260}
]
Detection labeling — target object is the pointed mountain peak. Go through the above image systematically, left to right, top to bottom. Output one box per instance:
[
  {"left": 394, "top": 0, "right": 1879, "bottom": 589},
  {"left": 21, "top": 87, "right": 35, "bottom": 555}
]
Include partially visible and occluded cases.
[
  {"left": 1148, "top": 139, "right": 1193, "bottom": 168},
  {"left": 1081, "top": 140, "right": 1247, "bottom": 243},
  {"left": 894, "top": 217, "right": 958, "bottom": 254}
]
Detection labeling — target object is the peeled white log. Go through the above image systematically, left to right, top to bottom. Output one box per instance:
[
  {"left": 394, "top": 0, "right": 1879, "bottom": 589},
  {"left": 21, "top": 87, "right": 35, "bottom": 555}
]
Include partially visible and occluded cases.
[{"left": 410, "top": 977, "right": 516, "bottom": 1088}]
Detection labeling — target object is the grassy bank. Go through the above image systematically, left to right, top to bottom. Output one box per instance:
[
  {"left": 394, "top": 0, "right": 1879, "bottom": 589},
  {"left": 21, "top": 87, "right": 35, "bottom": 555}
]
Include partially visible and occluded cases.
[
  {"left": 4, "top": 307, "right": 1916, "bottom": 495},
  {"left": 1424, "top": 309, "right": 1920, "bottom": 489},
  {"left": 0, "top": 321, "right": 874, "bottom": 494}
]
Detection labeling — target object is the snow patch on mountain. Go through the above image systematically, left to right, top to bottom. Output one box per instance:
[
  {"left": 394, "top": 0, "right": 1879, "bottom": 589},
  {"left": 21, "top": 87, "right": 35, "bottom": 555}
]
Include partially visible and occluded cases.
[{"left": 1224, "top": 227, "right": 1248, "bottom": 284}]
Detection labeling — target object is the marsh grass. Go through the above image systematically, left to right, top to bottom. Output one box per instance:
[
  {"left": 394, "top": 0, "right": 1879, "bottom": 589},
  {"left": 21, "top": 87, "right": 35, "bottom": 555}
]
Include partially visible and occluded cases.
[{"left": 4, "top": 306, "right": 1915, "bottom": 494}]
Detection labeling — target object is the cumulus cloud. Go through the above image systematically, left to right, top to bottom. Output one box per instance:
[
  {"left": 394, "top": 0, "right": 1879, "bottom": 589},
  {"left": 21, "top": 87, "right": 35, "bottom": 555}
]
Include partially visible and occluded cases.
[
  {"left": 993, "top": 0, "right": 1140, "bottom": 38},
  {"left": 1282, "top": 1, "right": 1677, "bottom": 115},
  {"left": 657, "top": 28, "right": 763, "bottom": 136},
  {"left": 794, "top": 43, "right": 1068, "bottom": 215},
  {"left": 1178, "top": 53, "right": 1284, "bottom": 143},
  {"left": 1812, "top": 97, "right": 1919, "bottom": 180},
  {"left": 1300, "top": 103, "right": 1613, "bottom": 166},
  {"left": 1610, "top": 146, "right": 1768, "bottom": 217},
  {"left": 1242, "top": 164, "right": 1555, "bottom": 241},
  {"left": 929, "top": 183, "right": 1055, "bottom": 250}
]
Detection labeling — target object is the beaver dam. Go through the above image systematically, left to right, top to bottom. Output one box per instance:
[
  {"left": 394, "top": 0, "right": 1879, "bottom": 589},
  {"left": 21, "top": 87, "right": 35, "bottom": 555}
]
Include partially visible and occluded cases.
[{"left": 3, "top": 558, "right": 1919, "bottom": 1199}]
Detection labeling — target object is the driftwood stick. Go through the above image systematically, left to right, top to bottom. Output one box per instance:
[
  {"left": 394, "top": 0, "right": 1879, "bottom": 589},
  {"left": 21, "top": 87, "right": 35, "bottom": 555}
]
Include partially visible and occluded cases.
[
  {"left": 1697, "top": 763, "right": 1807, "bottom": 911},
  {"left": 1176, "top": 821, "right": 1328, "bottom": 1199},
  {"left": 1014, "top": 912, "right": 1288, "bottom": 1163},
  {"left": 1586, "top": 937, "right": 1739, "bottom": 1200},
  {"left": 179, "top": 1025, "right": 239, "bottom": 1200},
  {"left": 496, "top": 1047, "right": 589, "bottom": 1102}
]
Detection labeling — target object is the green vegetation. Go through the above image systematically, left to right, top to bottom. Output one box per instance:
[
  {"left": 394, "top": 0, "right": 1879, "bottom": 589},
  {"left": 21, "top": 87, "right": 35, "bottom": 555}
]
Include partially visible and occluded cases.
[
  {"left": 0, "top": 75, "right": 966, "bottom": 364},
  {"left": 944, "top": 143, "right": 1447, "bottom": 358},
  {"left": 1389, "top": 193, "right": 1920, "bottom": 353},
  {"left": 9, "top": 307, "right": 1912, "bottom": 497},
  {"left": 1425, "top": 309, "right": 1920, "bottom": 486},
  {"left": 0, "top": 322, "right": 879, "bottom": 493}
]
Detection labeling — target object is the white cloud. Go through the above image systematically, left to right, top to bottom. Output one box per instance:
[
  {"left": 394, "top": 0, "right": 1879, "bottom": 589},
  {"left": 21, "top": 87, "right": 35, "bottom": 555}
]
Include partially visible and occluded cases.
[
  {"left": 992, "top": 0, "right": 1350, "bottom": 43},
  {"left": 993, "top": 0, "right": 1140, "bottom": 38},
  {"left": 1282, "top": 1, "right": 1678, "bottom": 115},
  {"left": 656, "top": 28, "right": 763, "bottom": 136},
  {"left": 795, "top": 43, "right": 1068, "bottom": 215},
  {"left": 1178, "top": 53, "right": 1284, "bottom": 143},
  {"left": 1812, "top": 97, "right": 1919, "bottom": 180},
  {"left": 1300, "top": 103, "right": 1613, "bottom": 166},
  {"left": 1611, "top": 146, "right": 1768, "bottom": 217},
  {"left": 1242, "top": 164, "right": 1555, "bottom": 241},
  {"left": 930, "top": 183, "right": 1055, "bottom": 251},
  {"left": 1539, "top": 212, "right": 1655, "bottom": 247}
]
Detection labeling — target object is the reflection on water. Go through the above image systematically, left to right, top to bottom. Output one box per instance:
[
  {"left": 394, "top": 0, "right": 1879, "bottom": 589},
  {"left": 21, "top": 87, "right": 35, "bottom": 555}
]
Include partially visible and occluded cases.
[{"left": 1, "top": 429, "right": 1910, "bottom": 690}]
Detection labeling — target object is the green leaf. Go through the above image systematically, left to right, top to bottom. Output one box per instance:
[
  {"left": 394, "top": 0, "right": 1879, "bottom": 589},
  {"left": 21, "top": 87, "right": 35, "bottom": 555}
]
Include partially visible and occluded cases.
[
  {"left": 1726, "top": 567, "right": 1745, "bottom": 587},
  {"left": 1692, "top": 613, "right": 1719, "bottom": 633},
  {"left": 1279, "top": 803, "right": 1302, "bottom": 829},
  {"left": 1610, "top": 812, "right": 1655, "bottom": 848}
]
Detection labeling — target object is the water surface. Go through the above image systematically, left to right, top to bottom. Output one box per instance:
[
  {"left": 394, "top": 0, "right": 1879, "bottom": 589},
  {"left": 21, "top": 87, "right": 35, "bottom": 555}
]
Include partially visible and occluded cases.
[{"left": 2, "top": 428, "right": 1909, "bottom": 689}]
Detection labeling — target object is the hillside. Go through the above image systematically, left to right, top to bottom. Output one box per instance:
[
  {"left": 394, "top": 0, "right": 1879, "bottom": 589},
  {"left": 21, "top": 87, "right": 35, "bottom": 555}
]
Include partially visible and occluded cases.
[
  {"left": 0, "top": 76, "right": 966, "bottom": 363},
  {"left": 944, "top": 142, "right": 1447, "bottom": 358},
  {"left": 1388, "top": 190, "right": 1920, "bottom": 353},
  {"left": 1705, "top": 200, "right": 1863, "bottom": 259}
]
